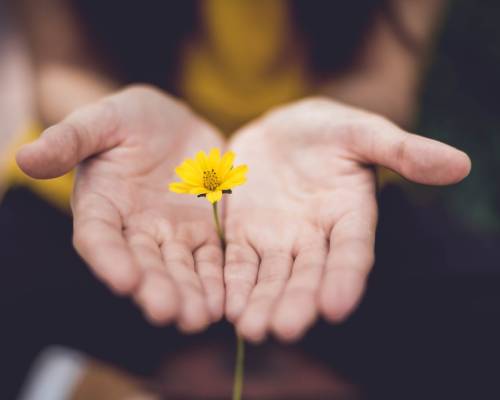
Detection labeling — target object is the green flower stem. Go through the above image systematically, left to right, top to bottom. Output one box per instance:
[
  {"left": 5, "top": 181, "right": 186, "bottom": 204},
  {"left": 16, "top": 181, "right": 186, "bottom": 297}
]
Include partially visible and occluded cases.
[
  {"left": 211, "top": 201, "right": 245, "bottom": 400},
  {"left": 212, "top": 201, "right": 225, "bottom": 246},
  {"left": 233, "top": 333, "right": 245, "bottom": 400}
]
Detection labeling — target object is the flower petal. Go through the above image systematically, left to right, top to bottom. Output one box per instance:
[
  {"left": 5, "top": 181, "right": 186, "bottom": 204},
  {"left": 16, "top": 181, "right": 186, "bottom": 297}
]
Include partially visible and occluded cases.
[
  {"left": 208, "top": 148, "right": 221, "bottom": 170},
  {"left": 196, "top": 150, "right": 208, "bottom": 171},
  {"left": 218, "top": 151, "right": 235, "bottom": 179},
  {"left": 185, "top": 158, "right": 202, "bottom": 174},
  {"left": 179, "top": 159, "right": 201, "bottom": 175},
  {"left": 222, "top": 164, "right": 248, "bottom": 182},
  {"left": 175, "top": 165, "right": 202, "bottom": 186},
  {"left": 219, "top": 176, "right": 247, "bottom": 190},
  {"left": 169, "top": 182, "right": 193, "bottom": 194},
  {"left": 189, "top": 186, "right": 209, "bottom": 195},
  {"left": 206, "top": 190, "right": 223, "bottom": 204}
]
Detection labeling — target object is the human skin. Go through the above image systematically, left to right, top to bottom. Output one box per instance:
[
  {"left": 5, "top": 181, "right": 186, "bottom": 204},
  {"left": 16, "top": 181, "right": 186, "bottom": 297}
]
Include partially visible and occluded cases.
[
  {"left": 13, "top": 0, "right": 462, "bottom": 340},
  {"left": 17, "top": 86, "right": 226, "bottom": 332},
  {"left": 16, "top": 88, "right": 471, "bottom": 339},
  {"left": 225, "top": 98, "right": 470, "bottom": 342}
]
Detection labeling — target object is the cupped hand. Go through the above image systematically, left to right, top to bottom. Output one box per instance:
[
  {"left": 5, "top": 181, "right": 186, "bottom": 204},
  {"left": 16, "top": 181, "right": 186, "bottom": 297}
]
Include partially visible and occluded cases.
[
  {"left": 17, "top": 85, "right": 225, "bottom": 332},
  {"left": 224, "top": 97, "right": 471, "bottom": 342}
]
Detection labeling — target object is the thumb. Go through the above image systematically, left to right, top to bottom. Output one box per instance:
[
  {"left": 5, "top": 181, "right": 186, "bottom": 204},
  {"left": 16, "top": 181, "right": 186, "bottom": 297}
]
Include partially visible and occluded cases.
[
  {"left": 16, "top": 100, "right": 120, "bottom": 179},
  {"left": 352, "top": 117, "right": 471, "bottom": 185}
]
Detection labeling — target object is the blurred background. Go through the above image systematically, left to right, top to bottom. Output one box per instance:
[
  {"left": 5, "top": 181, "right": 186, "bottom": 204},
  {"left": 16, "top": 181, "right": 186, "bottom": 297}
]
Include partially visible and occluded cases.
[{"left": 1, "top": 0, "right": 499, "bottom": 399}]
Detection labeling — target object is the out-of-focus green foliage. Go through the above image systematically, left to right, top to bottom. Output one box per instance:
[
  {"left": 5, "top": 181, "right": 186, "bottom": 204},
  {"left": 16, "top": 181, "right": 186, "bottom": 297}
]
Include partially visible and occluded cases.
[{"left": 417, "top": 0, "right": 500, "bottom": 233}]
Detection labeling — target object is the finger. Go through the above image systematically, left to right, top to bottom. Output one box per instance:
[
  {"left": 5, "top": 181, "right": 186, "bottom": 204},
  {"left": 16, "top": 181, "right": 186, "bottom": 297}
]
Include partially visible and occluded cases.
[
  {"left": 16, "top": 99, "right": 121, "bottom": 179},
  {"left": 350, "top": 116, "right": 471, "bottom": 185},
  {"left": 72, "top": 193, "right": 140, "bottom": 295},
  {"left": 320, "top": 200, "right": 377, "bottom": 323},
  {"left": 127, "top": 232, "right": 180, "bottom": 325},
  {"left": 271, "top": 240, "right": 327, "bottom": 342},
  {"left": 161, "top": 241, "right": 211, "bottom": 333},
  {"left": 224, "top": 241, "right": 260, "bottom": 322},
  {"left": 194, "top": 243, "right": 224, "bottom": 322},
  {"left": 237, "top": 250, "right": 293, "bottom": 343},
  {"left": 135, "top": 270, "right": 180, "bottom": 326}
]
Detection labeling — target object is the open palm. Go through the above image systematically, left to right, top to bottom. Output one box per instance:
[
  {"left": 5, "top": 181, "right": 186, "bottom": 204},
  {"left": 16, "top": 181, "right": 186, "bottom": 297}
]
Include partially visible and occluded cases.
[
  {"left": 17, "top": 86, "right": 225, "bottom": 331},
  {"left": 224, "top": 98, "right": 471, "bottom": 342}
]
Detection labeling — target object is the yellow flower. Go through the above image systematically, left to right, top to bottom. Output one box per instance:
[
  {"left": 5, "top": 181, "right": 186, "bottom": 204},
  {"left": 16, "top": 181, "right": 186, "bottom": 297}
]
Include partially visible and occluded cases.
[{"left": 169, "top": 148, "right": 248, "bottom": 203}]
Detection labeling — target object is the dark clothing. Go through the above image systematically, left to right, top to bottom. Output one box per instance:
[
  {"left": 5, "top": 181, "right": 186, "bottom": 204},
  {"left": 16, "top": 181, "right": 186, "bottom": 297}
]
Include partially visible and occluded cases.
[
  {"left": 72, "top": 0, "right": 383, "bottom": 90},
  {"left": 3, "top": 1, "right": 500, "bottom": 398},
  {"left": 2, "top": 187, "right": 500, "bottom": 399}
]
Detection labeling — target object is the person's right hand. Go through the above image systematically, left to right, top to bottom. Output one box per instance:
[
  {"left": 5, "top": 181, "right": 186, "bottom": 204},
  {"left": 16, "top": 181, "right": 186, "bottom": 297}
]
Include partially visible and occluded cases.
[{"left": 17, "top": 85, "right": 225, "bottom": 332}]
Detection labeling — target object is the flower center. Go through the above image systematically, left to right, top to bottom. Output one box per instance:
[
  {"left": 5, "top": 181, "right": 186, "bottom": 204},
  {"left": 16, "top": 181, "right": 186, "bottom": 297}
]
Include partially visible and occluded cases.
[{"left": 203, "top": 169, "right": 219, "bottom": 191}]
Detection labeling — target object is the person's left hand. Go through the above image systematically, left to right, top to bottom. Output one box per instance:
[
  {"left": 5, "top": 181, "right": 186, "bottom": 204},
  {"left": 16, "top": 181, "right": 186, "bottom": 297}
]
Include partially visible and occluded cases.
[{"left": 223, "top": 97, "right": 471, "bottom": 343}]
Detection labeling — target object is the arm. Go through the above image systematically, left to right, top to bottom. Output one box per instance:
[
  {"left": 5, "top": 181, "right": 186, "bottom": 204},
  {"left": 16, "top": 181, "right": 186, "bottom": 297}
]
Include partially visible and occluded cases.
[
  {"left": 11, "top": 0, "right": 117, "bottom": 124},
  {"left": 224, "top": 0, "right": 469, "bottom": 343},
  {"left": 322, "top": 0, "right": 447, "bottom": 127},
  {"left": 13, "top": 3, "right": 226, "bottom": 331}
]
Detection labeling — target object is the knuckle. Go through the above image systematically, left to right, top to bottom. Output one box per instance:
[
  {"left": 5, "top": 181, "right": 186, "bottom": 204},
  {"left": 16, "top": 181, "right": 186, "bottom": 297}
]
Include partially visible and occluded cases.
[
  {"left": 45, "top": 122, "right": 81, "bottom": 166},
  {"left": 395, "top": 136, "right": 410, "bottom": 167},
  {"left": 123, "top": 230, "right": 149, "bottom": 246},
  {"left": 225, "top": 243, "right": 259, "bottom": 265},
  {"left": 162, "top": 244, "right": 194, "bottom": 267},
  {"left": 195, "top": 244, "right": 223, "bottom": 265},
  {"left": 166, "top": 256, "right": 194, "bottom": 269},
  {"left": 258, "top": 270, "right": 288, "bottom": 284},
  {"left": 201, "top": 276, "right": 223, "bottom": 291},
  {"left": 226, "top": 276, "right": 254, "bottom": 293},
  {"left": 178, "top": 279, "right": 204, "bottom": 295},
  {"left": 284, "top": 286, "right": 316, "bottom": 299},
  {"left": 248, "top": 293, "right": 274, "bottom": 308}
]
